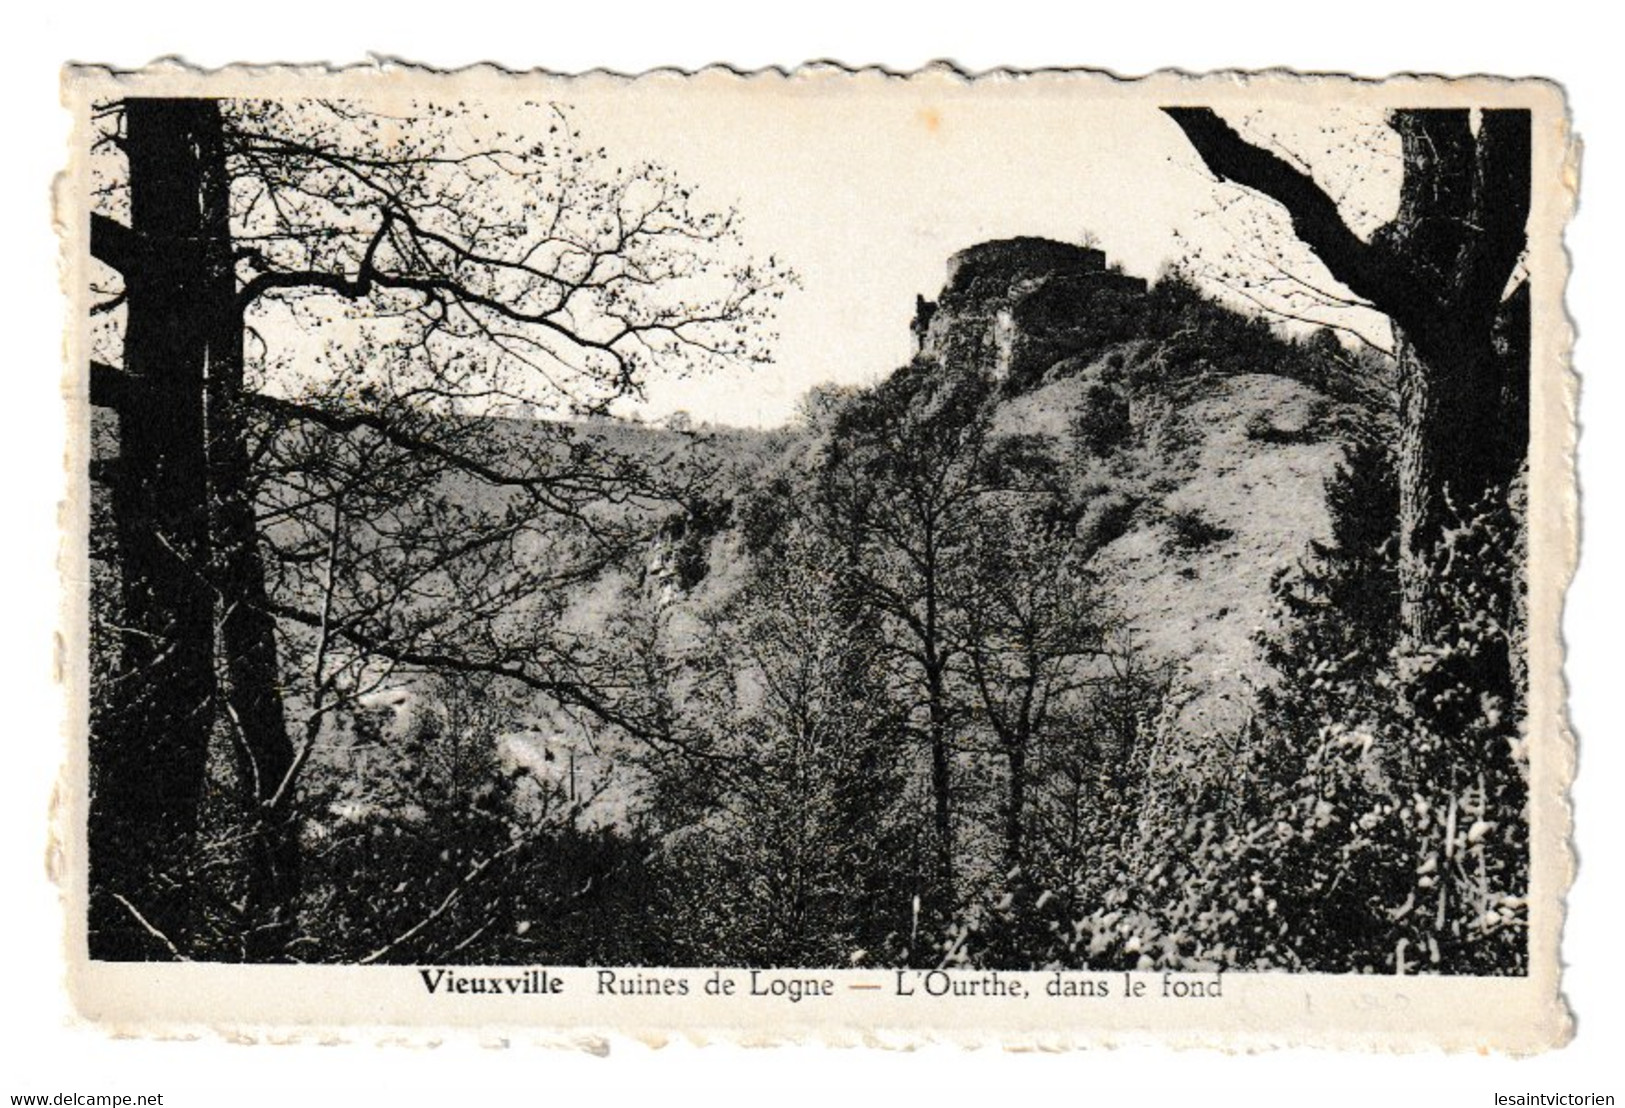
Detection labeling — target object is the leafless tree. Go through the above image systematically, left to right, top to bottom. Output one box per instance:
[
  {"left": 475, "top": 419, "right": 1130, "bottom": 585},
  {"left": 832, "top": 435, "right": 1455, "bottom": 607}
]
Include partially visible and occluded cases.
[
  {"left": 86, "top": 96, "right": 789, "bottom": 958},
  {"left": 958, "top": 504, "right": 1105, "bottom": 869}
]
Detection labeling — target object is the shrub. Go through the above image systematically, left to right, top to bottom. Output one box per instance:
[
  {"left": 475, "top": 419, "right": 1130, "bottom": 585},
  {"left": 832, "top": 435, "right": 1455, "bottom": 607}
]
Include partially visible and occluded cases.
[
  {"left": 1070, "top": 381, "right": 1132, "bottom": 457},
  {"left": 1244, "top": 401, "right": 1327, "bottom": 445},
  {"left": 739, "top": 477, "right": 793, "bottom": 555},
  {"left": 1076, "top": 491, "right": 1138, "bottom": 553},
  {"left": 1164, "top": 508, "right": 1232, "bottom": 552}
]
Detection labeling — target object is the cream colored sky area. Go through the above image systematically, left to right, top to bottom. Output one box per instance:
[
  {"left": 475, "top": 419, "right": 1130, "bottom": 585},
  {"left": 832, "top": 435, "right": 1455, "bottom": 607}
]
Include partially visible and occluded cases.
[{"left": 561, "top": 75, "right": 1393, "bottom": 427}]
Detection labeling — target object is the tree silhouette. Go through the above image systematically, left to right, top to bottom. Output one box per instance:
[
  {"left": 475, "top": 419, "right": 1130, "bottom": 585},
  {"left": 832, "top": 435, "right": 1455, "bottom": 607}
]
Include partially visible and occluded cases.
[
  {"left": 86, "top": 96, "right": 788, "bottom": 958},
  {"left": 1163, "top": 107, "right": 1529, "bottom": 670},
  {"left": 813, "top": 360, "right": 993, "bottom": 910},
  {"left": 959, "top": 504, "right": 1104, "bottom": 870}
]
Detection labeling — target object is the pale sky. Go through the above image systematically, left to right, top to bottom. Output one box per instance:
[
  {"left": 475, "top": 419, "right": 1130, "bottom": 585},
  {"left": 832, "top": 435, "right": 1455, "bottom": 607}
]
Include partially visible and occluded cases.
[
  {"left": 559, "top": 73, "right": 1397, "bottom": 427},
  {"left": 184, "top": 75, "right": 1398, "bottom": 430}
]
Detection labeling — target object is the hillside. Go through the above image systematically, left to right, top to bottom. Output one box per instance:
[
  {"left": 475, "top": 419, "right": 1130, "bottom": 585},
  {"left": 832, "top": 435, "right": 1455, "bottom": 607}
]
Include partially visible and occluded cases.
[
  {"left": 154, "top": 234, "right": 1401, "bottom": 967},
  {"left": 681, "top": 236, "right": 1387, "bottom": 768},
  {"left": 261, "top": 237, "right": 1393, "bottom": 860}
]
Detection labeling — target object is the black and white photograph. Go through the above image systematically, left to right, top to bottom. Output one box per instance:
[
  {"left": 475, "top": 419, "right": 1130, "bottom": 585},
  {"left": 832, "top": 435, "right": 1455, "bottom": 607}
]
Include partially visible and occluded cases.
[
  {"left": 8, "top": 0, "right": 1625, "bottom": 1096},
  {"left": 67, "top": 68, "right": 1565, "bottom": 990}
]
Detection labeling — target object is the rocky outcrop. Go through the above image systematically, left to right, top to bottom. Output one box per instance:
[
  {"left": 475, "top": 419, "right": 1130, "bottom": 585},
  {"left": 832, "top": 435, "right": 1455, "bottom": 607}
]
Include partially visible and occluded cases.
[
  {"left": 911, "top": 236, "right": 1379, "bottom": 818},
  {"left": 913, "top": 236, "right": 1149, "bottom": 386},
  {"left": 943, "top": 236, "right": 1107, "bottom": 291}
]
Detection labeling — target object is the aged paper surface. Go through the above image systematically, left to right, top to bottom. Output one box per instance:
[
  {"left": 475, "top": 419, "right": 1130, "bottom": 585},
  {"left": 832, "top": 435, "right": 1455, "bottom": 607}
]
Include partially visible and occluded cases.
[{"left": 58, "top": 63, "right": 1575, "bottom": 1050}]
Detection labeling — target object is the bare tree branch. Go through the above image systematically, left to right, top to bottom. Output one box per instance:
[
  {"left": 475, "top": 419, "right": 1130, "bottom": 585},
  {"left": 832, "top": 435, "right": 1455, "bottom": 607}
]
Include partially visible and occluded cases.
[
  {"left": 1162, "top": 107, "right": 1425, "bottom": 324},
  {"left": 90, "top": 213, "right": 136, "bottom": 276}
]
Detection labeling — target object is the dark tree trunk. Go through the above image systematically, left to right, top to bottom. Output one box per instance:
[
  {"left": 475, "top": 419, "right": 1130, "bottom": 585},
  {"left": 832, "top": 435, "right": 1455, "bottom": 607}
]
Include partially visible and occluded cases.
[
  {"left": 90, "top": 98, "right": 299, "bottom": 959},
  {"left": 89, "top": 100, "right": 224, "bottom": 958},
  {"left": 188, "top": 104, "right": 301, "bottom": 957},
  {"left": 1163, "top": 106, "right": 1531, "bottom": 668},
  {"left": 1384, "top": 111, "right": 1529, "bottom": 650},
  {"left": 1393, "top": 318, "right": 1517, "bottom": 644},
  {"left": 920, "top": 528, "right": 955, "bottom": 913},
  {"left": 925, "top": 662, "right": 955, "bottom": 909},
  {"left": 1004, "top": 742, "right": 1026, "bottom": 871}
]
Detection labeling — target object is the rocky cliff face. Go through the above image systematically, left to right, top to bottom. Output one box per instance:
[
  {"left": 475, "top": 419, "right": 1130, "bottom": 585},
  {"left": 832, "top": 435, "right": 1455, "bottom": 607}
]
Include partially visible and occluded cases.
[
  {"left": 913, "top": 237, "right": 1379, "bottom": 809},
  {"left": 914, "top": 237, "right": 1149, "bottom": 384}
]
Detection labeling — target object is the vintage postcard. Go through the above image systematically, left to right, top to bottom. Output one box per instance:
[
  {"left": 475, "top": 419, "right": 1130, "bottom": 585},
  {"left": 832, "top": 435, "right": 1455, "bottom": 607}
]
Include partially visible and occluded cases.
[{"left": 57, "top": 63, "right": 1576, "bottom": 1050}]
